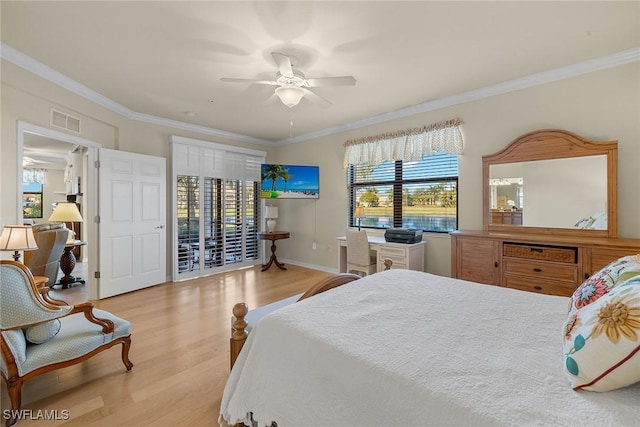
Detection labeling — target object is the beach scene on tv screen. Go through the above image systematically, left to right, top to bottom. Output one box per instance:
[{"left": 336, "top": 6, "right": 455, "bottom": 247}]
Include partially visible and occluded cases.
[{"left": 261, "top": 164, "right": 319, "bottom": 199}]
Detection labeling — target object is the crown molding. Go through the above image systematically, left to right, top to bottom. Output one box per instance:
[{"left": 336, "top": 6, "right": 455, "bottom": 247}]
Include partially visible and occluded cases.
[
  {"left": 3, "top": 42, "right": 638, "bottom": 147},
  {"left": 1, "top": 43, "right": 274, "bottom": 146},
  {"left": 2, "top": 43, "right": 132, "bottom": 117},
  {"left": 277, "top": 47, "right": 640, "bottom": 145},
  {"left": 128, "top": 111, "right": 273, "bottom": 146}
]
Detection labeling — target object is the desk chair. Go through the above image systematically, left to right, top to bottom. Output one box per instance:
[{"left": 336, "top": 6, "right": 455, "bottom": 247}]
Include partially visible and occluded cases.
[{"left": 346, "top": 229, "right": 377, "bottom": 277}]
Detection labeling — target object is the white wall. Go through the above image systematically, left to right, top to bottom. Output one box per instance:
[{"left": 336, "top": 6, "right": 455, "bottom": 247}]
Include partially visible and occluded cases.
[
  {"left": 2, "top": 59, "right": 639, "bottom": 278},
  {"left": 1, "top": 60, "right": 276, "bottom": 272},
  {"left": 270, "top": 63, "right": 640, "bottom": 276},
  {"left": 42, "top": 169, "right": 66, "bottom": 223}
]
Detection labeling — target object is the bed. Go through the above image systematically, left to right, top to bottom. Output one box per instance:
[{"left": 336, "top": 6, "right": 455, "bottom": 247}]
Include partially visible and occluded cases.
[{"left": 220, "top": 269, "right": 640, "bottom": 426}]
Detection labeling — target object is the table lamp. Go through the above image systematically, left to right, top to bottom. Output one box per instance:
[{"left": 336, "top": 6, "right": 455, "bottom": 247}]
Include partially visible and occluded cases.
[
  {"left": 48, "top": 202, "right": 83, "bottom": 243},
  {"left": 265, "top": 206, "right": 278, "bottom": 233},
  {"left": 354, "top": 207, "right": 365, "bottom": 230},
  {"left": 0, "top": 225, "right": 38, "bottom": 262}
]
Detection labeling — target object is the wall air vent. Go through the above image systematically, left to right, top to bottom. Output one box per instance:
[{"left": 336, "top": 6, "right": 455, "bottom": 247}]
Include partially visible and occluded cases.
[{"left": 50, "top": 109, "right": 81, "bottom": 133}]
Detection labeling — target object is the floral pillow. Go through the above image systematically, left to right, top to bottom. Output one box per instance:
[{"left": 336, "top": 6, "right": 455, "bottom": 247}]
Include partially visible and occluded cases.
[
  {"left": 568, "top": 254, "right": 640, "bottom": 314},
  {"left": 563, "top": 278, "right": 640, "bottom": 391}
]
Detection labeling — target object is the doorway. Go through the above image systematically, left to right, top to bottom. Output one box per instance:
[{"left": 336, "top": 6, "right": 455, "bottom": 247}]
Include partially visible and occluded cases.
[{"left": 17, "top": 121, "right": 100, "bottom": 299}]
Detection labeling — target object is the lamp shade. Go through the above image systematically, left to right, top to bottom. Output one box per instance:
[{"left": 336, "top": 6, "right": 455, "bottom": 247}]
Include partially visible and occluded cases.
[
  {"left": 275, "top": 86, "right": 305, "bottom": 108},
  {"left": 49, "top": 202, "right": 83, "bottom": 222},
  {"left": 264, "top": 206, "right": 279, "bottom": 219},
  {"left": 354, "top": 207, "right": 365, "bottom": 218},
  {"left": 0, "top": 225, "right": 38, "bottom": 261},
  {"left": 0, "top": 225, "right": 38, "bottom": 251}
]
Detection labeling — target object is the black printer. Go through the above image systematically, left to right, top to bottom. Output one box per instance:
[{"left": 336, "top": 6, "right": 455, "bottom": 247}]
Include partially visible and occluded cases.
[{"left": 384, "top": 228, "right": 423, "bottom": 244}]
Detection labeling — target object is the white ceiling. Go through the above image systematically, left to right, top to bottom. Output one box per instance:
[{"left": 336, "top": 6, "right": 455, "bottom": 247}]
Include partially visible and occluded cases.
[{"left": 2, "top": 1, "right": 639, "bottom": 146}]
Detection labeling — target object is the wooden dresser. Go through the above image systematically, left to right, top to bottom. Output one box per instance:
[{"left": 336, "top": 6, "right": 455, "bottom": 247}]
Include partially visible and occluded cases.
[
  {"left": 455, "top": 129, "right": 638, "bottom": 297},
  {"left": 490, "top": 210, "right": 522, "bottom": 225},
  {"left": 451, "top": 230, "right": 640, "bottom": 297}
]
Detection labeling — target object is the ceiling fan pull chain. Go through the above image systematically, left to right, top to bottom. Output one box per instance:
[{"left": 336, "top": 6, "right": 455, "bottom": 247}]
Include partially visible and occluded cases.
[{"left": 289, "top": 110, "right": 294, "bottom": 137}]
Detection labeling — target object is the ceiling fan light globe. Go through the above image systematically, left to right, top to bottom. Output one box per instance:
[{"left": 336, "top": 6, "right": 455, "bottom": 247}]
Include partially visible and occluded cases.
[{"left": 275, "top": 86, "right": 305, "bottom": 108}]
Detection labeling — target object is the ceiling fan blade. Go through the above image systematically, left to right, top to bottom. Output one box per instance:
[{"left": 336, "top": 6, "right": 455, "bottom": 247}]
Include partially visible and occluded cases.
[
  {"left": 271, "top": 52, "right": 294, "bottom": 78},
  {"left": 306, "top": 76, "right": 356, "bottom": 87},
  {"left": 220, "top": 77, "right": 278, "bottom": 85},
  {"left": 302, "top": 88, "right": 332, "bottom": 107},
  {"left": 263, "top": 93, "right": 280, "bottom": 105},
  {"left": 25, "top": 155, "right": 63, "bottom": 165}
]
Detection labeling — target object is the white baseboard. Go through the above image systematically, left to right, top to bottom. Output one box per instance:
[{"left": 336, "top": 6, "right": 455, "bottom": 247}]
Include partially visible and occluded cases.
[{"left": 278, "top": 258, "right": 338, "bottom": 274}]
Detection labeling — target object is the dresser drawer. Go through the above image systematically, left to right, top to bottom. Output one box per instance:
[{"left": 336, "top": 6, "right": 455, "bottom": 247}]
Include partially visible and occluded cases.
[
  {"left": 503, "top": 243, "right": 576, "bottom": 263},
  {"left": 378, "top": 246, "right": 407, "bottom": 258},
  {"left": 378, "top": 247, "right": 407, "bottom": 267},
  {"left": 588, "top": 248, "right": 639, "bottom": 275},
  {"left": 378, "top": 252, "right": 407, "bottom": 269},
  {"left": 503, "top": 258, "right": 578, "bottom": 283},
  {"left": 378, "top": 260, "right": 407, "bottom": 271},
  {"left": 504, "top": 275, "right": 576, "bottom": 297}
]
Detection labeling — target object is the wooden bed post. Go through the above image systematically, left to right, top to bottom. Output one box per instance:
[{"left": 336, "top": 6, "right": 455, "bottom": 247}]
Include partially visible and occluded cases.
[{"left": 230, "top": 303, "right": 248, "bottom": 370}]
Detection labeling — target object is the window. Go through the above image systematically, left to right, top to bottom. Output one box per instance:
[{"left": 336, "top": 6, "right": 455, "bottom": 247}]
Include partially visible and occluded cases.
[
  {"left": 171, "top": 136, "right": 265, "bottom": 281},
  {"left": 348, "top": 153, "right": 458, "bottom": 232},
  {"left": 176, "top": 176, "right": 260, "bottom": 275},
  {"left": 176, "top": 176, "right": 200, "bottom": 272},
  {"left": 23, "top": 183, "right": 43, "bottom": 219}
]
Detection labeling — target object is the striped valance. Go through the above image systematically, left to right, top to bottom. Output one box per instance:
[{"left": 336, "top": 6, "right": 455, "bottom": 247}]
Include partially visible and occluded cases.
[{"left": 343, "top": 118, "right": 463, "bottom": 167}]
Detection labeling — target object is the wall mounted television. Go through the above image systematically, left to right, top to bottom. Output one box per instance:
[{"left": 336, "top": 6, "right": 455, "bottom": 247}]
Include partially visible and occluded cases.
[{"left": 261, "top": 164, "right": 319, "bottom": 199}]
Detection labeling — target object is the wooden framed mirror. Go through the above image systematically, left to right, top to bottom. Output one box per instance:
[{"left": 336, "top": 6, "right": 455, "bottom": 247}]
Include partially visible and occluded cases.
[{"left": 482, "top": 129, "right": 617, "bottom": 238}]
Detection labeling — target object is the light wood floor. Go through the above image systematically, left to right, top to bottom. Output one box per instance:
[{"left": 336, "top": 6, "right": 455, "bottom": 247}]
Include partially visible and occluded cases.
[{"left": 1, "top": 264, "right": 331, "bottom": 426}]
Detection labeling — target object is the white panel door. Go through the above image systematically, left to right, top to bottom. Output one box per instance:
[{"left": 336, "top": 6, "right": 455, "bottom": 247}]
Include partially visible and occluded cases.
[{"left": 99, "top": 148, "right": 166, "bottom": 298}]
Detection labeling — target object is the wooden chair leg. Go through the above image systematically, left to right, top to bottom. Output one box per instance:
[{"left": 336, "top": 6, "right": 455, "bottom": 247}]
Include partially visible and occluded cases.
[
  {"left": 121, "top": 337, "right": 134, "bottom": 371},
  {"left": 6, "top": 377, "right": 23, "bottom": 426}
]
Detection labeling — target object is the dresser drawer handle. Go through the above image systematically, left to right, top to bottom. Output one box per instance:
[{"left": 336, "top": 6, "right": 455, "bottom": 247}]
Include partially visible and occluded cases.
[
  {"left": 530, "top": 248, "right": 543, "bottom": 253},
  {"left": 533, "top": 268, "right": 542, "bottom": 272},
  {"left": 533, "top": 285, "right": 543, "bottom": 290}
]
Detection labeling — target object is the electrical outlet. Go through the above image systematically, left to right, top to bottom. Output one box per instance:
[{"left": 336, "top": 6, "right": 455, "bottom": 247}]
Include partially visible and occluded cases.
[{"left": 312, "top": 242, "right": 317, "bottom": 250}]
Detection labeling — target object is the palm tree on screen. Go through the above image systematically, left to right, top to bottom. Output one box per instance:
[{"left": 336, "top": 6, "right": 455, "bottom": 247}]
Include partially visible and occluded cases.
[
  {"left": 262, "top": 165, "right": 285, "bottom": 191},
  {"left": 281, "top": 171, "right": 292, "bottom": 192}
]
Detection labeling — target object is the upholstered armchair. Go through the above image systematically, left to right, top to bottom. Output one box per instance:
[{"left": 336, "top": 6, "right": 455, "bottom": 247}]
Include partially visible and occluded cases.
[
  {"left": 23, "top": 223, "right": 69, "bottom": 286},
  {"left": 0, "top": 261, "right": 132, "bottom": 426}
]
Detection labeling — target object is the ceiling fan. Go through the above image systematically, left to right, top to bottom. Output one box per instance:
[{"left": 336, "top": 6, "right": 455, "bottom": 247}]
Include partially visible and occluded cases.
[{"left": 221, "top": 52, "right": 356, "bottom": 108}]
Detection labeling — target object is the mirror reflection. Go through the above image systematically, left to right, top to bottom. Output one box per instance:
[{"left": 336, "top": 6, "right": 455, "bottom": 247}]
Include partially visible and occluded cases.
[{"left": 489, "top": 155, "right": 607, "bottom": 230}]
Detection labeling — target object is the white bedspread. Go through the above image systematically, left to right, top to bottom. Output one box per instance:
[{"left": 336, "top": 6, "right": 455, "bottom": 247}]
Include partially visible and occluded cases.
[{"left": 220, "top": 270, "right": 640, "bottom": 426}]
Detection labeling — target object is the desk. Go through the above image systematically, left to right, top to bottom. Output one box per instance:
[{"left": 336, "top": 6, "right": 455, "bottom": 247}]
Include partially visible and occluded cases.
[
  {"left": 258, "top": 231, "right": 290, "bottom": 271},
  {"left": 337, "top": 235, "right": 425, "bottom": 273},
  {"left": 58, "top": 240, "right": 87, "bottom": 288}
]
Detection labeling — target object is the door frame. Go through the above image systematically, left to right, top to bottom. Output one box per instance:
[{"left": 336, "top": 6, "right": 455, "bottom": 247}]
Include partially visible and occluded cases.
[{"left": 17, "top": 121, "right": 101, "bottom": 299}]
